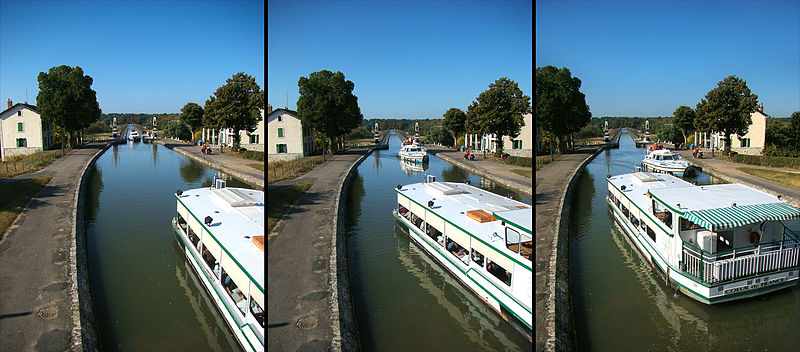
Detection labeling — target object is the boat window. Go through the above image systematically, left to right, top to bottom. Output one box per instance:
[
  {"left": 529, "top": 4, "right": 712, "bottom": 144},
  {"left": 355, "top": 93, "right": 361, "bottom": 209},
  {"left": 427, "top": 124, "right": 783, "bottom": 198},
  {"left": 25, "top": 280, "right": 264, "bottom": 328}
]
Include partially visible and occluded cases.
[
  {"left": 662, "top": 155, "right": 673, "bottom": 161},
  {"left": 608, "top": 191, "right": 615, "bottom": 202},
  {"left": 614, "top": 197, "right": 620, "bottom": 208},
  {"left": 652, "top": 200, "right": 672, "bottom": 229},
  {"left": 621, "top": 203, "right": 630, "bottom": 218},
  {"left": 398, "top": 204, "right": 409, "bottom": 219},
  {"left": 412, "top": 213, "right": 423, "bottom": 229},
  {"left": 177, "top": 214, "right": 187, "bottom": 229},
  {"left": 631, "top": 214, "right": 640, "bottom": 228},
  {"left": 680, "top": 217, "right": 703, "bottom": 231},
  {"left": 426, "top": 223, "right": 443, "bottom": 244},
  {"left": 647, "top": 226, "right": 656, "bottom": 242},
  {"left": 188, "top": 227, "right": 200, "bottom": 250},
  {"left": 505, "top": 228, "right": 532, "bottom": 260},
  {"left": 717, "top": 231, "right": 733, "bottom": 251},
  {"left": 445, "top": 238, "right": 470, "bottom": 265},
  {"left": 201, "top": 246, "right": 220, "bottom": 281},
  {"left": 471, "top": 249, "right": 484, "bottom": 267},
  {"left": 487, "top": 259, "right": 512, "bottom": 287},
  {"left": 221, "top": 269, "right": 248, "bottom": 316},
  {"left": 250, "top": 297, "right": 264, "bottom": 328}
]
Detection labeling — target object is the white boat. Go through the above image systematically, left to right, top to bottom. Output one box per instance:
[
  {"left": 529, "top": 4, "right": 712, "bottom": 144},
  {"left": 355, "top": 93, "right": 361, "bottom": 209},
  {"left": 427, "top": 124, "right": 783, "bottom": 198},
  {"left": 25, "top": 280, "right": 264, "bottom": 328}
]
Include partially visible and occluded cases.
[
  {"left": 128, "top": 130, "right": 141, "bottom": 142},
  {"left": 398, "top": 144, "right": 428, "bottom": 163},
  {"left": 641, "top": 149, "right": 692, "bottom": 177},
  {"left": 399, "top": 159, "right": 426, "bottom": 175},
  {"left": 607, "top": 172, "right": 800, "bottom": 304},
  {"left": 393, "top": 176, "right": 532, "bottom": 340},
  {"left": 172, "top": 178, "right": 264, "bottom": 351}
]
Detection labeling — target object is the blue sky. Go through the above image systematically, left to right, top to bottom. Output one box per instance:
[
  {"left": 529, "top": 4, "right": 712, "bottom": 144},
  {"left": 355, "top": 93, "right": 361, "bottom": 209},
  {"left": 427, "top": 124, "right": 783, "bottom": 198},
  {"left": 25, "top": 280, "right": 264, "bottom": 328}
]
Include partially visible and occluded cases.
[
  {"left": 0, "top": 0, "right": 264, "bottom": 114},
  {"left": 267, "top": 0, "right": 533, "bottom": 119},
  {"left": 537, "top": 1, "right": 800, "bottom": 118}
]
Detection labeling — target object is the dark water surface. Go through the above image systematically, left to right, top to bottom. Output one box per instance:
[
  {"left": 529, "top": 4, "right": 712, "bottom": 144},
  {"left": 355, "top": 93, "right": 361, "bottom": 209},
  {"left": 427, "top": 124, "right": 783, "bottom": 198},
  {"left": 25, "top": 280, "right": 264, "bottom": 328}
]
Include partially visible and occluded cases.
[
  {"left": 346, "top": 133, "right": 532, "bottom": 351},
  {"left": 570, "top": 133, "right": 800, "bottom": 351},
  {"left": 85, "top": 141, "right": 252, "bottom": 351}
]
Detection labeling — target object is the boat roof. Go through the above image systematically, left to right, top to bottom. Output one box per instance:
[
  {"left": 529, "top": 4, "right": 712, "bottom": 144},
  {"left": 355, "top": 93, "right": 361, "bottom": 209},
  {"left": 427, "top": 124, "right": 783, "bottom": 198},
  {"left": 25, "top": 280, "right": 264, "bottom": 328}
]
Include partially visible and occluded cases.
[
  {"left": 646, "top": 149, "right": 679, "bottom": 156},
  {"left": 396, "top": 181, "right": 532, "bottom": 260},
  {"left": 176, "top": 187, "right": 264, "bottom": 289}
]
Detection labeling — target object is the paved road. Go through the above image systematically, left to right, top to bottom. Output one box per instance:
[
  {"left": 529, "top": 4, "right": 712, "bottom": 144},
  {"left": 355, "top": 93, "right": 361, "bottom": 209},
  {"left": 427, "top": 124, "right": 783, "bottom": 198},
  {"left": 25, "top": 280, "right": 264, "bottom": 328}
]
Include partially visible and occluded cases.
[
  {"left": 154, "top": 139, "right": 264, "bottom": 189},
  {"left": 0, "top": 142, "right": 108, "bottom": 351},
  {"left": 426, "top": 146, "right": 533, "bottom": 196},
  {"left": 267, "top": 148, "right": 370, "bottom": 351}
]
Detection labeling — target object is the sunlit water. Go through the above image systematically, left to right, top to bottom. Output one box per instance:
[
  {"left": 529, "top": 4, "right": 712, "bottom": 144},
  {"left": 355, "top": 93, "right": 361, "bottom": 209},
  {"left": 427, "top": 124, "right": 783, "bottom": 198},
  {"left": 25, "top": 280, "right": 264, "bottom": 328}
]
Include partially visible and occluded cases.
[
  {"left": 569, "top": 133, "right": 800, "bottom": 351},
  {"left": 346, "top": 134, "right": 532, "bottom": 351},
  {"left": 84, "top": 141, "right": 253, "bottom": 351}
]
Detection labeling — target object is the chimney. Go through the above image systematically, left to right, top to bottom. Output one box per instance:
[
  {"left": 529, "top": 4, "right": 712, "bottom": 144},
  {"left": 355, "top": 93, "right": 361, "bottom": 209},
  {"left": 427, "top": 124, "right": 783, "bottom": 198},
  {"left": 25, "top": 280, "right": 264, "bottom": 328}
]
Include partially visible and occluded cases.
[
  {"left": 7, "top": 99, "right": 11, "bottom": 109},
  {"left": 760, "top": 103, "right": 764, "bottom": 112},
  {"left": 267, "top": 104, "right": 273, "bottom": 114}
]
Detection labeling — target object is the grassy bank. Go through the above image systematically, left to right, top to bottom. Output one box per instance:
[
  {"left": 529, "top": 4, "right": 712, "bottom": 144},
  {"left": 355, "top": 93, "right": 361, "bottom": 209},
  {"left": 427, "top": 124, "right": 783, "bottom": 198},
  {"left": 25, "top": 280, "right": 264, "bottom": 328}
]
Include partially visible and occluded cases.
[
  {"left": 0, "top": 150, "right": 66, "bottom": 179},
  {"left": 536, "top": 154, "right": 561, "bottom": 171},
  {"left": 721, "top": 154, "right": 800, "bottom": 169},
  {"left": 268, "top": 155, "right": 325, "bottom": 184},
  {"left": 737, "top": 168, "right": 800, "bottom": 189},
  {"left": 510, "top": 169, "right": 533, "bottom": 178},
  {"left": 0, "top": 175, "right": 54, "bottom": 240},
  {"left": 267, "top": 181, "right": 313, "bottom": 234}
]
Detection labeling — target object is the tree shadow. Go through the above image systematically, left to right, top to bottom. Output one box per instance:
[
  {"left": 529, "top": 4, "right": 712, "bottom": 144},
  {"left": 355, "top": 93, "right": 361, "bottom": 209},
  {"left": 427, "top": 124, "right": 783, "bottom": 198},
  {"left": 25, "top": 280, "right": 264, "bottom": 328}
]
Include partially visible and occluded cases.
[{"left": 0, "top": 311, "right": 32, "bottom": 319}]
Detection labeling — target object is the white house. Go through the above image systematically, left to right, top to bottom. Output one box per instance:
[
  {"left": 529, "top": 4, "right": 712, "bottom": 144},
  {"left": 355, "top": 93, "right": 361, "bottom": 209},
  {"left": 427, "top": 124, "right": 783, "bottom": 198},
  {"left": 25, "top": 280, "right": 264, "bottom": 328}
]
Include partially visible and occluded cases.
[
  {"left": 0, "top": 100, "right": 55, "bottom": 161},
  {"left": 698, "top": 106, "right": 767, "bottom": 156},
  {"left": 267, "top": 107, "right": 315, "bottom": 161},
  {"left": 201, "top": 108, "right": 265, "bottom": 151},
  {"left": 464, "top": 112, "right": 532, "bottom": 157}
]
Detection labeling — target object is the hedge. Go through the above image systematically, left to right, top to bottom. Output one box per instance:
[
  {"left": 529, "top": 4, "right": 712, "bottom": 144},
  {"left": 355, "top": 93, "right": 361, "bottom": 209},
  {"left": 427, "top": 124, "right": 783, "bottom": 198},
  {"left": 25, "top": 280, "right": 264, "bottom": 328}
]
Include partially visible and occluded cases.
[{"left": 731, "top": 154, "right": 800, "bottom": 169}]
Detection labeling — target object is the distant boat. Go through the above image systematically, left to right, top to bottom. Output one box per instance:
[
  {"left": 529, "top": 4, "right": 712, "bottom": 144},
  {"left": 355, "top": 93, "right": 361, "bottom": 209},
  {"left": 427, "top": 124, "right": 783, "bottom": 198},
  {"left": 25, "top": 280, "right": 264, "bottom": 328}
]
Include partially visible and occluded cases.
[
  {"left": 128, "top": 130, "right": 141, "bottom": 142},
  {"left": 398, "top": 144, "right": 428, "bottom": 163},
  {"left": 641, "top": 149, "right": 692, "bottom": 177}
]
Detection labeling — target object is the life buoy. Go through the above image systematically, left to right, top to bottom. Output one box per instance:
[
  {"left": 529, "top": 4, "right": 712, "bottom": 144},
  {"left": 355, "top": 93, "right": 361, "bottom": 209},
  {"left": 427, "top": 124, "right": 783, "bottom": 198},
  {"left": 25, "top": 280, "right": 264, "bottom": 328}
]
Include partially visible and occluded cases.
[{"left": 749, "top": 232, "right": 760, "bottom": 245}]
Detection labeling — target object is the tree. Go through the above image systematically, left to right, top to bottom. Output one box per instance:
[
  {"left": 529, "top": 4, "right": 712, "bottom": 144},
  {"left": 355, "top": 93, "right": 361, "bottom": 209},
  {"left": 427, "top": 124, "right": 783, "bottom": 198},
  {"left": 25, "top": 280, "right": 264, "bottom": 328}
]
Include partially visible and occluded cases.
[
  {"left": 36, "top": 65, "right": 101, "bottom": 148},
  {"left": 536, "top": 66, "right": 591, "bottom": 155},
  {"left": 297, "top": 70, "right": 363, "bottom": 157},
  {"left": 203, "top": 72, "right": 264, "bottom": 150},
  {"left": 695, "top": 75, "right": 759, "bottom": 153},
  {"left": 465, "top": 77, "right": 531, "bottom": 156},
  {"left": 180, "top": 102, "right": 204, "bottom": 136},
  {"left": 672, "top": 105, "right": 695, "bottom": 148},
  {"left": 442, "top": 108, "right": 467, "bottom": 146},
  {"left": 789, "top": 111, "right": 800, "bottom": 149},
  {"left": 163, "top": 120, "right": 192, "bottom": 141},
  {"left": 657, "top": 123, "right": 684, "bottom": 148},
  {"left": 425, "top": 125, "right": 454, "bottom": 147}
]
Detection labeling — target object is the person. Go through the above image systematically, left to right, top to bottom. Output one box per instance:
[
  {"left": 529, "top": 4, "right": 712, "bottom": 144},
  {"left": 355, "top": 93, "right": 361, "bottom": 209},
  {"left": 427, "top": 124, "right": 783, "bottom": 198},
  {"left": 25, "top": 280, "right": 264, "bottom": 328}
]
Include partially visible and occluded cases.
[
  {"left": 201, "top": 144, "right": 207, "bottom": 155},
  {"left": 469, "top": 153, "right": 474, "bottom": 160}
]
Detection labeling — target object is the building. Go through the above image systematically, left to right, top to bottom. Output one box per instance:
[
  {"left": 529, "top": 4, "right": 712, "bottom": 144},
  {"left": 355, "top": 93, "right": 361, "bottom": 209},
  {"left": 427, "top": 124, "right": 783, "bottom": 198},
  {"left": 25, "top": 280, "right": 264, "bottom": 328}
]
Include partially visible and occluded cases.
[
  {"left": 0, "top": 100, "right": 55, "bottom": 161},
  {"left": 701, "top": 105, "right": 767, "bottom": 155},
  {"left": 267, "top": 107, "right": 315, "bottom": 161},
  {"left": 201, "top": 108, "right": 266, "bottom": 152},
  {"left": 464, "top": 112, "right": 533, "bottom": 157}
]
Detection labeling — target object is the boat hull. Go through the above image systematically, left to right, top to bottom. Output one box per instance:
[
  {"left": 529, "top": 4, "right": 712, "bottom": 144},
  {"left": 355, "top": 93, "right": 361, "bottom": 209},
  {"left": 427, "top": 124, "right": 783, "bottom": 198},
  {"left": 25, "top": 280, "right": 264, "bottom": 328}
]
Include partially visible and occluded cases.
[
  {"left": 398, "top": 153, "right": 428, "bottom": 163},
  {"left": 641, "top": 160, "right": 691, "bottom": 177}
]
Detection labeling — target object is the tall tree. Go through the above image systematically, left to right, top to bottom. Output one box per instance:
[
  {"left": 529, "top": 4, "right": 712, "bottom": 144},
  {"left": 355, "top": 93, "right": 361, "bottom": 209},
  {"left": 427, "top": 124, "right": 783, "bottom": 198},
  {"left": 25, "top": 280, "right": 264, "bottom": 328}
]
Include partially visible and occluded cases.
[
  {"left": 36, "top": 65, "right": 101, "bottom": 148},
  {"left": 536, "top": 66, "right": 591, "bottom": 154},
  {"left": 297, "top": 70, "right": 363, "bottom": 157},
  {"left": 203, "top": 72, "right": 264, "bottom": 150},
  {"left": 695, "top": 75, "right": 759, "bottom": 153},
  {"left": 465, "top": 77, "right": 531, "bottom": 155},
  {"left": 180, "top": 102, "right": 204, "bottom": 137},
  {"left": 672, "top": 105, "right": 695, "bottom": 148},
  {"left": 442, "top": 107, "right": 467, "bottom": 146},
  {"left": 789, "top": 111, "right": 800, "bottom": 149}
]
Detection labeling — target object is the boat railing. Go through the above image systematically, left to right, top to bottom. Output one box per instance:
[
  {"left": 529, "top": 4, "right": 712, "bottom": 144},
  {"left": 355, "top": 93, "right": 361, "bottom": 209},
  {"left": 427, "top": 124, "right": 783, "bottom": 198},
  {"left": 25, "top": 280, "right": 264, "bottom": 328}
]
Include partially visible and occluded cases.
[{"left": 681, "top": 234, "right": 800, "bottom": 284}]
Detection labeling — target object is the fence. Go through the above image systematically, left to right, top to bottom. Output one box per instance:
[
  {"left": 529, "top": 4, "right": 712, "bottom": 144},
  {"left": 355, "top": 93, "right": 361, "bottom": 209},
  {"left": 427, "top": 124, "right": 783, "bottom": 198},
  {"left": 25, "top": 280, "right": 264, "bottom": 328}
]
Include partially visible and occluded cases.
[{"left": 1, "top": 149, "right": 67, "bottom": 179}]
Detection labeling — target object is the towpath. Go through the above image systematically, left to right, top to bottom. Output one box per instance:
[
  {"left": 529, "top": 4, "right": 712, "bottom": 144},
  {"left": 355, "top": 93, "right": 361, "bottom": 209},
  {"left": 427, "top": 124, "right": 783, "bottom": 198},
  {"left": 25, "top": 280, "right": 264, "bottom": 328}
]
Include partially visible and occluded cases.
[
  {"left": 153, "top": 139, "right": 264, "bottom": 189},
  {"left": 0, "top": 141, "right": 110, "bottom": 351},
  {"left": 425, "top": 146, "right": 532, "bottom": 196},
  {"left": 267, "top": 147, "right": 371, "bottom": 351},
  {"left": 676, "top": 150, "right": 800, "bottom": 207}
]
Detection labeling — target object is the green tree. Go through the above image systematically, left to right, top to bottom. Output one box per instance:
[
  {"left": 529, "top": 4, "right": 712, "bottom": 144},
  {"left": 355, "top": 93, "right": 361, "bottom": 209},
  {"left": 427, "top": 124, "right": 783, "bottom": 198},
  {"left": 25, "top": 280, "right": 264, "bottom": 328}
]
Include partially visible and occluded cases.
[
  {"left": 36, "top": 65, "right": 101, "bottom": 148},
  {"left": 536, "top": 66, "right": 591, "bottom": 155},
  {"left": 297, "top": 70, "right": 363, "bottom": 157},
  {"left": 203, "top": 72, "right": 264, "bottom": 150},
  {"left": 695, "top": 75, "right": 759, "bottom": 153},
  {"left": 465, "top": 77, "right": 531, "bottom": 155},
  {"left": 180, "top": 102, "right": 204, "bottom": 136},
  {"left": 672, "top": 105, "right": 695, "bottom": 147},
  {"left": 442, "top": 108, "right": 467, "bottom": 146},
  {"left": 789, "top": 111, "right": 800, "bottom": 149},
  {"left": 163, "top": 120, "right": 192, "bottom": 141},
  {"left": 86, "top": 121, "right": 111, "bottom": 134},
  {"left": 657, "top": 123, "right": 684, "bottom": 147},
  {"left": 425, "top": 125, "right": 454, "bottom": 147}
]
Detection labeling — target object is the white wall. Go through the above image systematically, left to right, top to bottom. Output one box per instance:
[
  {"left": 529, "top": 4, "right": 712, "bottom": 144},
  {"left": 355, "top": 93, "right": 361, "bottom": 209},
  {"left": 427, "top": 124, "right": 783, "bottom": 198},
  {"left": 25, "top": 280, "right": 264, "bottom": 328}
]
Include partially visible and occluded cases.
[{"left": 0, "top": 105, "right": 52, "bottom": 160}]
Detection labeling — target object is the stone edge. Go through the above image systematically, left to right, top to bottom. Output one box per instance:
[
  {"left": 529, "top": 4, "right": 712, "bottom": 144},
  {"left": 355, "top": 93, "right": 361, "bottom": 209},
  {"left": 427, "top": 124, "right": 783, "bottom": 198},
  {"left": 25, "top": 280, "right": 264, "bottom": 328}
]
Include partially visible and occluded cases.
[
  {"left": 154, "top": 140, "right": 264, "bottom": 189},
  {"left": 70, "top": 141, "right": 116, "bottom": 352},
  {"left": 544, "top": 146, "right": 607, "bottom": 352},
  {"left": 432, "top": 151, "right": 533, "bottom": 196},
  {"left": 687, "top": 159, "right": 800, "bottom": 208}
]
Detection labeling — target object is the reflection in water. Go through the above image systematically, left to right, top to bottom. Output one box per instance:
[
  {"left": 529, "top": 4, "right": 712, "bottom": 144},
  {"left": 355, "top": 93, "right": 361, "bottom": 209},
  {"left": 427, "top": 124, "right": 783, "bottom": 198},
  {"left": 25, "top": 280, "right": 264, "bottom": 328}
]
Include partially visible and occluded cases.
[
  {"left": 152, "top": 143, "right": 158, "bottom": 167},
  {"left": 112, "top": 144, "right": 119, "bottom": 168},
  {"left": 179, "top": 158, "right": 205, "bottom": 184},
  {"left": 399, "top": 159, "right": 427, "bottom": 175},
  {"left": 84, "top": 166, "right": 104, "bottom": 224}
]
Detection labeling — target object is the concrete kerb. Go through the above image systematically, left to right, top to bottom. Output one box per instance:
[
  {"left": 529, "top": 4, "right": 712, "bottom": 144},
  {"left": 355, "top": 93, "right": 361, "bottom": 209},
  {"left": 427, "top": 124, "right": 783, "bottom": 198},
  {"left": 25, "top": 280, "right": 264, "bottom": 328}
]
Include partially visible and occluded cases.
[
  {"left": 154, "top": 140, "right": 264, "bottom": 189},
  {"left": 70, "top": 141, "right": 119, "bottom": 351},
  {"left": 544, "top": 146, "right": 607, "bottom": 352},
  {"left": 329, "top": 149, "right": 372, "bottom": 351},
  {"left": 433, "top": 152, "right": 533, "bottom": 196},
  {"left": 687, "top": 159, "right": 800, "bottom": 208}
]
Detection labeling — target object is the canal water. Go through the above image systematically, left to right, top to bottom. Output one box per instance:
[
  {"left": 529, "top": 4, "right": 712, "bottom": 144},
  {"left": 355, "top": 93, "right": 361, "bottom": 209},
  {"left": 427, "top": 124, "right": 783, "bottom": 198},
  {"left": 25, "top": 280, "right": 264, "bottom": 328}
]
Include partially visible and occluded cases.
[
  {"left": 570, "top": 132, "right": 800, "bottom": 351},
  {"left": 345, "top": 133, "right": 532, "bottom": 351},
  {"left": 84, "top": 140, "right": 253, "bottom": 351}
]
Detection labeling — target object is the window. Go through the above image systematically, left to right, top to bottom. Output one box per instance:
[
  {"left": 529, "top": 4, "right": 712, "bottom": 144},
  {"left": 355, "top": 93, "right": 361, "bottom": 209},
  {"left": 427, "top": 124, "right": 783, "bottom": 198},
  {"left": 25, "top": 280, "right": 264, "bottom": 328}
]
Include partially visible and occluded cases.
[
  {"left": 17, "top": 110, "right": 21, "bottom": 116},
  {"left": 277, "top": 115, "right": 282, "bottom": 122},
  {"left": 17, "top": 122, "right": 23, "bottom": 131},
  {"left": 277, "top": 128, "right": 284, "bottom": 138},
  {"left": 249, "top": 134, "right": 259, "bottom": 144},
  {"left": 16, "top": 138, "right": 27, "bottom": 148},
  {"left": 740, "top": 138, "right": 750, "bottom": 147},
  {"left": 513, "top": 140, "right": 523, "bottom": 149},
  {"left": 276, "top": 144, "right": 287, "bottom": 153},
  {"left": 614, "top": 197, "right": 620, "bottom": 208},
  {"left": 652, "top": 200, "right": 672, "bottom": 229},
  {"left": 621, "top": 203, "right": 630, "bottom": 218},
  {"left": 631, "top": 215, "right": 640, "bottom": 228},
  {"left": 680, "top": 217, "right": 703, "bottom": 231},
  {"left": 646, "top": 226, "right": 656, "bottom": 242},
  {"left": 188, "top": 227, "right": 200, "bottom": 250},
  {"left": 445, "top": 238, "right": 470, "bottom": 265},
  {"left": 201, "top": 246, "right": 219, "bottom": 281},
  {"left": 471, "top": 249, "right": 485, "bottom": 267},
  {"left": 487, "top": 259, "right": 512, "bottom": 287},
  {"left": 221, "top": 269, "right": 248, "bottom": 315},
  {"left": 250, "top": 297, "right": 264, "bottom": 328}
]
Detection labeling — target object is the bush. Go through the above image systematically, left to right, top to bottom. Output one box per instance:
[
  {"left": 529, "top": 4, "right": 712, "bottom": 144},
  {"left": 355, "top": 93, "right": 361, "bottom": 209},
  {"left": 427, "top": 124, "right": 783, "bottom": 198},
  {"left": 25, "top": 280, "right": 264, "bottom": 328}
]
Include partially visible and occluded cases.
[
  {"left": 163, "top": 120, "right": 192, "bottom": 141},
  {"left": 86, "top": 121, "right": 111, "bottom": 134},
  {"left": 576, "top": 124, "right": 603, "bottom": 139},
  {"left": 345, "top": 126, "right": 372, "bottom": 140},
  {"left": 456, "top": 136, "right": 465, "bottom": 148},
  {"left": 762, "top": 145, "right": 800, "bottom": 157},
  {"left": 732, "top": 153, "right": 800, "bottom": 169}
]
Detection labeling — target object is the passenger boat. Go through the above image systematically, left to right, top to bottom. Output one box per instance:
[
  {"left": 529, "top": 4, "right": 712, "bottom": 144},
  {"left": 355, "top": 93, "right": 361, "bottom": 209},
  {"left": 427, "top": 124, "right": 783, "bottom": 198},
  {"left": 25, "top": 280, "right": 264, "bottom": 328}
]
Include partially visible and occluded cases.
[
  {"left": 128, "top": 130, "right": 141, "bottom": 142},
  {"left": 398, "top": 144, "right": 428, "bottom": 163},
  {"left": 641, "top": 149, "right": 693, "bottom": 177},
  {"left": 607, "top": 172, "right": 800, "bottom": 304},
  {"left": 393, "top": 176, "right": 532, "bottom": 340},
  {"left": 172, "top": 178, "right": 264, "bottom": 351}
]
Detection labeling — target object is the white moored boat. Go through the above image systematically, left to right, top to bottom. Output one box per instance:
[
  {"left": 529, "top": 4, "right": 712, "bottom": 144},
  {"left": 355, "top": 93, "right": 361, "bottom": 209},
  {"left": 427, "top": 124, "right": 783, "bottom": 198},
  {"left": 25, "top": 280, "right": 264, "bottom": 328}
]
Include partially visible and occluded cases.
[
  {"left": 128, "top": 129, "right": 141, "bottom": 142},
  {"left": 398, "top": 144, "right": 428, "bottom": 163},
  {"left": 641, "top": 149, "right": 692, "bottom": 177},
  {"left": 607, "top": 172, "right": 800, "bottom": 304},
  {"left": 393, "top": 176, "right": 532, "bottom": 340},
  {"left": 172, "top": 178, "right": 264, "bottom": 351}
]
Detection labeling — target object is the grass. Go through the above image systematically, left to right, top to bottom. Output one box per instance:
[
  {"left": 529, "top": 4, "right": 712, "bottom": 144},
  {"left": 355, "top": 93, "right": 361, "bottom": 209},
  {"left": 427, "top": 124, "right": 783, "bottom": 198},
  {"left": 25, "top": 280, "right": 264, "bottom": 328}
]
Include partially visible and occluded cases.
[
  {"left": 221, "top": 148, "right": 264, "bottom": 161},
  {"left": 0, "top": 149, "right": 66, "bottom": 179},
  {"left": 536, "top": 154, "right": 561, "bottom": 171},
  {"left": 719, "top": 154, "right": 800, "bottom": 169},
  {"left": 268, "top": 155, "right": 325, "bottom": 184},
  {"left": 247, "top": 163, "right": 264, "bottom": 171},
  {"left": 737, "top": 167, "right": 800, "bottom": 189},
  {"left": 510, "top": 169, "right": 532, "bottom": 178},
  {"left": 0, "top": 175, "right": 54, "bottom": 241},
  {"left": 267, "top": 181, "right": 313, "bottom": 234}
]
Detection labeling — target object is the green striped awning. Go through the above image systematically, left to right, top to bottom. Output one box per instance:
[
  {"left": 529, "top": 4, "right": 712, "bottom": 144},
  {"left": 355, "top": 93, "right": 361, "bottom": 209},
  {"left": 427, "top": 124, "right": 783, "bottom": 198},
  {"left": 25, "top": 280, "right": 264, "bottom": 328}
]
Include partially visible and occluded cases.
[{"left": 683, "top": 203, "right": 800, "bottom": 232}]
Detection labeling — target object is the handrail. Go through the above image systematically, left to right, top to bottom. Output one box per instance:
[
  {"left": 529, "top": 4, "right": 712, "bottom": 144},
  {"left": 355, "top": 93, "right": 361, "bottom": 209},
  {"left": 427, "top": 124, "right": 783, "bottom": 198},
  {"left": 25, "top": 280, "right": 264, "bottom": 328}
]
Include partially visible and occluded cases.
[{"left": 682, "top": 239, "right": 800, "bottom": 285}]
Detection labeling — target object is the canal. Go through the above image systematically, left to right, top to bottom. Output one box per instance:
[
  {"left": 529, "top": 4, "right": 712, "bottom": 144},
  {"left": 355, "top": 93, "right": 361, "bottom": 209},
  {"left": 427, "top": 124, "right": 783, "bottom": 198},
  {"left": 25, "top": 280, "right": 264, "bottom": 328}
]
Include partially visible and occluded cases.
[
  {"left": 570, "top": 132, "right": 800, "bottom": 351},
  {"left": 345, "top": 133, "right": 532, "bottom": 351},
  {"left": 84, "top": 140, "right": 253, "bottom": 351}
]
